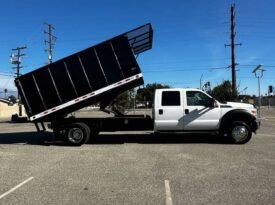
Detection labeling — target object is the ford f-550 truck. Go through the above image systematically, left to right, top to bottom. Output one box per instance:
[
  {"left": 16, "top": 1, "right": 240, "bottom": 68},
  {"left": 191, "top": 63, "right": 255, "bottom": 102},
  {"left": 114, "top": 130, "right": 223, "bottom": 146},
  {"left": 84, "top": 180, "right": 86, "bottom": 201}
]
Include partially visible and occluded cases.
[{"left": 15, "top": 23, "right": 260, "bottom": 145}]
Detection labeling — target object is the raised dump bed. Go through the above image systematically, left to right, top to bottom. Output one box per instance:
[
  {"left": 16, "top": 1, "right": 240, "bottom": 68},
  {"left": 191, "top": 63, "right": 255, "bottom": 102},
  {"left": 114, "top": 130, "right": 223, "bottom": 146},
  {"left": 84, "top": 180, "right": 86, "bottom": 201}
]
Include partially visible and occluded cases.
[{"left": 15, "top": 23, "right": 153, "bottom": 122}]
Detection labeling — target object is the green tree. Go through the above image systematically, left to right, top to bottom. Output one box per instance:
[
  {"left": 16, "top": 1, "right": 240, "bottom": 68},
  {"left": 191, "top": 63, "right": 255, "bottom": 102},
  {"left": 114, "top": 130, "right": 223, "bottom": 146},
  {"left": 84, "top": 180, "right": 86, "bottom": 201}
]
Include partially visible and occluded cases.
[
  {"left": 209, "top": 80, "right": 237, "bottom": 102},
  {"left": 112, "top": 83, "right": 171, "bottom": 111},
  {"left": 112, "top": 90, "right": 130, "bottom": 112}
]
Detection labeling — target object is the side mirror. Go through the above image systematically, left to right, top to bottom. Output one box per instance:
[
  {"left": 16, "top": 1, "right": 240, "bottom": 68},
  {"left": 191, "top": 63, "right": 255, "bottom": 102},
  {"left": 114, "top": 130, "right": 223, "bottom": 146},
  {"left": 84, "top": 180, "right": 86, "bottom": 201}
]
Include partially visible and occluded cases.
[{"left": 209, "top": 98, "right": 217, "bottom": 108}]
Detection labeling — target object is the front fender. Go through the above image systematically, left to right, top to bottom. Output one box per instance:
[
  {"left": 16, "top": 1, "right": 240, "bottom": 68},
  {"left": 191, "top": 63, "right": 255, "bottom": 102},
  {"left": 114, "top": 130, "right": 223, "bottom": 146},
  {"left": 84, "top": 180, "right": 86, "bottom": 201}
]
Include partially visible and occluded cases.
[{"left": 220, "top": 109, "right": 258, "bottom": 133}]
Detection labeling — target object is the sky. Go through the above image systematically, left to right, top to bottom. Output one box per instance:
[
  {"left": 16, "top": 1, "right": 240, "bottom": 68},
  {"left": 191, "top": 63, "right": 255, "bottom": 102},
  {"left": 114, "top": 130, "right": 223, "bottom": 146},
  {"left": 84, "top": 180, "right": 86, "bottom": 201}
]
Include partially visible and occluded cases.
[{"left": 0, "top": 0, "right": 275, "bottom": 98}]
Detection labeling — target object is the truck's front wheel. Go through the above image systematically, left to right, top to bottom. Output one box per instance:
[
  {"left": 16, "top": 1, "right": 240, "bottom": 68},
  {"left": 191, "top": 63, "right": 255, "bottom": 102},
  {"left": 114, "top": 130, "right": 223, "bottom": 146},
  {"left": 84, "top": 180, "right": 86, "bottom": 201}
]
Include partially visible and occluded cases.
[
  {"left": 230, "top": 121, "right": 252, "bottom": 144},
  {"left": 66, "top": 123, "right": 90, "bottom": 146}
]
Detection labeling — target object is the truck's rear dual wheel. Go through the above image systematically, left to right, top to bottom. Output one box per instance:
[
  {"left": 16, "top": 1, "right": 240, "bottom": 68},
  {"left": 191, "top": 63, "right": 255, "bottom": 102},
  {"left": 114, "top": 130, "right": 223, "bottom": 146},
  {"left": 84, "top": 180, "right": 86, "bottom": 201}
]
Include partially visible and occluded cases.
[
  {"left": 229, "top": 121, "right": 252, "bottom": 144},
  {"left": 66, "top": 123, "right": 90, "bottom": 146}
]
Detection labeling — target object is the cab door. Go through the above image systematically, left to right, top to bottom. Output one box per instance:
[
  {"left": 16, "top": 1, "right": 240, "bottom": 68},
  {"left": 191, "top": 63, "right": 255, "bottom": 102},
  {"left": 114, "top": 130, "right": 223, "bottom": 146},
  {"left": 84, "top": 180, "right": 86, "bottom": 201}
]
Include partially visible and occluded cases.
[
  {"left": 154, "top": 90, "right": 184, "bottom": 131},
  {"left": 183, "top": 90, "right": 220, "bottom": 130}
]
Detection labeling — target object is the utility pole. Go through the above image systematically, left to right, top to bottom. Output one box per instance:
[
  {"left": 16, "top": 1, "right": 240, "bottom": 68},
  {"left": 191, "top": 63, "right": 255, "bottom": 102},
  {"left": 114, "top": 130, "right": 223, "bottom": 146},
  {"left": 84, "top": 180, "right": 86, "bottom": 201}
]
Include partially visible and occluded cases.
[
  {"left": 225, "top": 4, "right": 242, "bottom": 94},
  {"left": 44, "top": 22, "right": 57, "bottom": 64},
  {"left": 11, "top": 46, "right": 27, "bottom": 116}
]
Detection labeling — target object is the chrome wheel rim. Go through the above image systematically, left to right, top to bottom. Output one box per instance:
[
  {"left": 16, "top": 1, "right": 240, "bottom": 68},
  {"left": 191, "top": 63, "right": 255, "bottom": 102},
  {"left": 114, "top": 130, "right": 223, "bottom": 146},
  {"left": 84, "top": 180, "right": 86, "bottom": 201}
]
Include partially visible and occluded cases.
[
  {"left": 232, "top": 125, "right": 248, "bottom": 142},
  {"left": 68, "top": 128, "right": 83, "bottom": 144}
]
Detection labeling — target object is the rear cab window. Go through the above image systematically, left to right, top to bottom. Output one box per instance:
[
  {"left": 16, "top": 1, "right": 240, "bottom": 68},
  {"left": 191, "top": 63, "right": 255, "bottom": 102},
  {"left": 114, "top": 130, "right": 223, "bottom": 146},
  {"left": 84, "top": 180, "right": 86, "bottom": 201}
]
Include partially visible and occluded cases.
[{"left": 161, "top": 91, "right": 181, "bottom": 106}]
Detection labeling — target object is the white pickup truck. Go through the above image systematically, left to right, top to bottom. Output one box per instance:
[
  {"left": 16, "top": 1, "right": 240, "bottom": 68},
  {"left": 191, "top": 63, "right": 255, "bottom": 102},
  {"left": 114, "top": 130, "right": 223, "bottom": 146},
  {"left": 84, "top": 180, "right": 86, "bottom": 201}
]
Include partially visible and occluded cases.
[{"left": 50, "top": 88, "right": 260, "bottom": 145}]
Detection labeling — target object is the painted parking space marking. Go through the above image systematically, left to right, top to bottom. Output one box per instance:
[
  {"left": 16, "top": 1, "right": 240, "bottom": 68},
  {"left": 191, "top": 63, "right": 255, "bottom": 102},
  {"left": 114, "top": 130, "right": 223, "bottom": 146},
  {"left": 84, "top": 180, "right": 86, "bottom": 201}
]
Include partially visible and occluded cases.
[
  {"left": 0, "top": 177, "right": 34, "bottom": 200},
  {"left": 165, "top": 180, "right": 173, "bottom": 205}
]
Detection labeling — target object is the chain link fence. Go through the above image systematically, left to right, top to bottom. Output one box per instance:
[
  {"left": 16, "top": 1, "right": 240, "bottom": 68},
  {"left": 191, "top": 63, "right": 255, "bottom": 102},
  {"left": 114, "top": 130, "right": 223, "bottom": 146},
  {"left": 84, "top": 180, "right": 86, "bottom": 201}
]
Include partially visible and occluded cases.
[{"left": 253, "top": 96, "right": 275, "bottom": 109}]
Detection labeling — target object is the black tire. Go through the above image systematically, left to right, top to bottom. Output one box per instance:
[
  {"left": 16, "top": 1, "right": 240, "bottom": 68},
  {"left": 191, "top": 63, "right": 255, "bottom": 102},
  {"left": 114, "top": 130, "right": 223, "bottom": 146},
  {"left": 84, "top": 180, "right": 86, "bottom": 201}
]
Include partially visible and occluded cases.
[
  {"left": 229, "top": 121, "right": 252, "bottom": 144},
  {"left": 66, "top": 123, "right": 90, "bottom": 146}
]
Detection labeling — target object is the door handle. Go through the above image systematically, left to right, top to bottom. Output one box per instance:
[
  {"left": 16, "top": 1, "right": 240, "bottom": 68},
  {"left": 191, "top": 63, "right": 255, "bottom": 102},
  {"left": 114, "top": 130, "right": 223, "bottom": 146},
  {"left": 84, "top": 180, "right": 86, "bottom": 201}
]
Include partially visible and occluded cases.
[
  {"left": 159, "top": 109, "right": 163, "bottom": 115},
  {"left": 185, "top": 109, "right": 189, "bottom": 114}
]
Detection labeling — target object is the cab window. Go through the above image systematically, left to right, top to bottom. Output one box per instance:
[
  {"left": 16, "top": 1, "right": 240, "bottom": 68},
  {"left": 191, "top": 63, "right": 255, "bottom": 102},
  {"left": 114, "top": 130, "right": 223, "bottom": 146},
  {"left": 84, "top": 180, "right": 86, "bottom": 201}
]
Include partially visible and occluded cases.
[
  {"left": 161, "top": 91, "right": 180, "bottom": 106},
  {"left": 186, "top": 91, "right": 212, "bottom": 106}
]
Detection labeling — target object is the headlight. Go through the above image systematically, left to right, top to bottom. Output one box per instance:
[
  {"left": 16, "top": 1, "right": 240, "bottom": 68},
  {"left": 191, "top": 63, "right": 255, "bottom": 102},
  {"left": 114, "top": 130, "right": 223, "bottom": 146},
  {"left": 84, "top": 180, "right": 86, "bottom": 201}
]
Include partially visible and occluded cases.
[{"left": 250, "top": 108, "right": 257, "bottom": 116}]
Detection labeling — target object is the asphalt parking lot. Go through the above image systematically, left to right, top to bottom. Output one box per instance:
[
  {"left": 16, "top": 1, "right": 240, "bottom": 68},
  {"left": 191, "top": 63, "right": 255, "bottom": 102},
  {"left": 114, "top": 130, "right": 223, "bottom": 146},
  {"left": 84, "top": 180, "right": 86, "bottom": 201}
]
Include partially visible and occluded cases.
[{"left": 0, "top": 108, "right": 274, "bottom": 205}]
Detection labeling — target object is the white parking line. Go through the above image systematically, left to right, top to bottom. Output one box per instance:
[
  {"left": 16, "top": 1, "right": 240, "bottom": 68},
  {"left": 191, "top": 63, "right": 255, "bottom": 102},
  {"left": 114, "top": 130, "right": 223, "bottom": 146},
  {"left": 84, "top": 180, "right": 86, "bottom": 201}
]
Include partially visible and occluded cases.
[
  {"left": 259, "top": 134, "right": 275, "bottom": 137},
  {"left": 13, "top": 143, "right": 28, "bottom": 145},
  {"left": 0, "top": 177, "right": 34, "bottom": 200},
  {"left": 164, "top": 180, "right": 173, "bottom": 205}
]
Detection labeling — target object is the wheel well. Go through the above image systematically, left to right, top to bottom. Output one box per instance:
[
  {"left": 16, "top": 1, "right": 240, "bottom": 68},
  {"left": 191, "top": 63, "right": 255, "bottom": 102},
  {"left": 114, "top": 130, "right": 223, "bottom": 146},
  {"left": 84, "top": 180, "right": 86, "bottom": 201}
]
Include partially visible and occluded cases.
[{"left": 220, "top": 110, "right": 256, "bottom": 133}]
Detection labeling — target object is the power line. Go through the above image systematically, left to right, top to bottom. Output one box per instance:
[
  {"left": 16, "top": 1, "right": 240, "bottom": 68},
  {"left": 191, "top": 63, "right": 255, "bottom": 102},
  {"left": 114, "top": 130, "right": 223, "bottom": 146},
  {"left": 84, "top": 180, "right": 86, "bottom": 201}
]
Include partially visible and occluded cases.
[
  {"left": 142, "top": 58, "right": 231, "bottom": 66},
  {"left": 239, "top": 64, "right": 275, "bottom": 68},
  {"left": 143, "top": 66, "right": 229, "bottom": 73},
  {"left": 0, "top": 73, "right": 14, "bottom": 77}
]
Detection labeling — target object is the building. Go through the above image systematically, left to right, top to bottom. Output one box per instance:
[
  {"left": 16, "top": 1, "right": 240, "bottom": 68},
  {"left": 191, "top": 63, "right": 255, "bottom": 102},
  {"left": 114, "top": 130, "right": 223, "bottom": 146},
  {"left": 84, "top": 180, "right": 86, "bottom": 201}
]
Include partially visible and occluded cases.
[{"left": 0, "top": 98, "right": 23, "bottom": 119}]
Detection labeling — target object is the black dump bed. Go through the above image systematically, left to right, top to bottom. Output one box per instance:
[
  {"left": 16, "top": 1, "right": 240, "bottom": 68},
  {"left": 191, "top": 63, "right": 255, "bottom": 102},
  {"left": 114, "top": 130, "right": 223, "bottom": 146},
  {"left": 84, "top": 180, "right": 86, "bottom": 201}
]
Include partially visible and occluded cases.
[{"left": 15, "top": 24, "right": 153, "bottom": 122}]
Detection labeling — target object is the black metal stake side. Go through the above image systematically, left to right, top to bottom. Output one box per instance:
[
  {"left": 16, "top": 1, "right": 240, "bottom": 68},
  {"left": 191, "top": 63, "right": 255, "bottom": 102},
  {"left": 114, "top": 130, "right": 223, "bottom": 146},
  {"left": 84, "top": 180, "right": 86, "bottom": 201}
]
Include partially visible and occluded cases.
[
  {"left": 14, "top": 23, "right": 153, "bottom": 123},
  {"left": 127, "top": 32, "right": 153, "bottom": 53},
  {"left": 128, "top": 32, "right": 151, "bottom": 46},
  {"left": 109, "top": 41, "right": 125, "bottom": 79},
  {"left": 133, "top": 44, "right": 151, "bottom": 54},
  {"left": 93, "top": 48, "right": 109, "bottom": 85},
  {"left": 77, "top": 55, "right": 93, "bottom": 92},
  {"left": 63, "top": 61, "right": 79, "bottom": 98},
  {"left": 47, "top": 67, "right": 63, "bottom": 104},
  {"left": 32, "top": 74, "right": 47, "bottom": 110},
  {"left": 15, "top": 79, "right": 33, "bottom": 116}
]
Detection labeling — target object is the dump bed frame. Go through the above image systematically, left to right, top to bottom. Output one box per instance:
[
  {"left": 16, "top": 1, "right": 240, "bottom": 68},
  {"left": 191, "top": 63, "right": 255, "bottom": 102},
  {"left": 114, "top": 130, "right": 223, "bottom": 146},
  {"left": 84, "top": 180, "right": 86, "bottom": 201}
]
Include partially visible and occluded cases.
[{"left": 15, "top": 24, "right": 153, "bottom": 122}]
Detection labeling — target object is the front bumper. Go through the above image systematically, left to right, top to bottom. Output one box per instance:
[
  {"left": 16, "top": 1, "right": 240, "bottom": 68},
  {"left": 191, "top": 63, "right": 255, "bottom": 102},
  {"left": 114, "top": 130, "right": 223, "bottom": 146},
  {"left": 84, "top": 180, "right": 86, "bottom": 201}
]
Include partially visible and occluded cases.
[{"left": 252, "top": 119, "right": 261, "bottom": 132}]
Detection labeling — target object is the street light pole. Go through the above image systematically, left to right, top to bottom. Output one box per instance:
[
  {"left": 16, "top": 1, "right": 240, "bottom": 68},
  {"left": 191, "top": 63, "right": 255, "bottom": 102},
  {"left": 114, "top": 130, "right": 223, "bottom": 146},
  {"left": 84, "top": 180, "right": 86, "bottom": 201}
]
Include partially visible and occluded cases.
[
  {"left": 252, "top": 64, "right": 265, "bottom": 118},
  {"left": 257, "top": 75, "right": 261, "bottom": 116}
]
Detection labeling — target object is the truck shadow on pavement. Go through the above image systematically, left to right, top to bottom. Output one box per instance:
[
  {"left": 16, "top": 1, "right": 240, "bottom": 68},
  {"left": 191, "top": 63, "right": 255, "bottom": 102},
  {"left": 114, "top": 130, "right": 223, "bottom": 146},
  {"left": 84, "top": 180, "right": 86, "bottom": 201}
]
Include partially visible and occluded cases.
[
  {"left": 0, "top": 132, "right": 232, "bottom": 146},
  {"left": 0, "top": 132, "right": 53, "bottom": 145},
  {"left": 90, "top": 133, "right": 232, "bottom": 145}
]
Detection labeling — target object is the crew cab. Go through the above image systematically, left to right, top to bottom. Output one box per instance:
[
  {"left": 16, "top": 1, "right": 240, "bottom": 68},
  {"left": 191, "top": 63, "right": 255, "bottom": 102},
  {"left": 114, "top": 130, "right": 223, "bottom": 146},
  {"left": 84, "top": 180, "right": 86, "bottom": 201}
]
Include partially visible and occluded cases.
[{"left": 154, "top": 88, "right": 260, "bottom": 144}]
